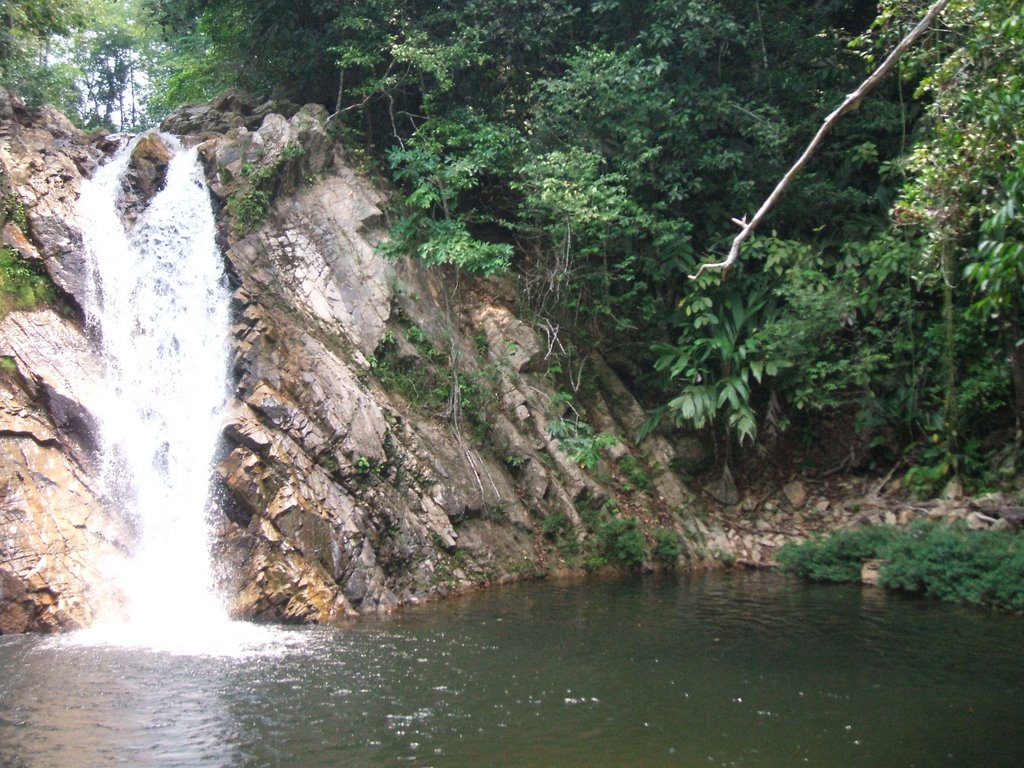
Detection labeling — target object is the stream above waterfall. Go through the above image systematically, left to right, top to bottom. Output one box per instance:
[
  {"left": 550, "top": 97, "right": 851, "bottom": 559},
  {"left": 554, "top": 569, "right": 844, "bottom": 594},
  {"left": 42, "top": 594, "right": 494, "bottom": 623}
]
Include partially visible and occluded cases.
[{"left": 1, "top": 571, "right": 1020, "bottom": 768}]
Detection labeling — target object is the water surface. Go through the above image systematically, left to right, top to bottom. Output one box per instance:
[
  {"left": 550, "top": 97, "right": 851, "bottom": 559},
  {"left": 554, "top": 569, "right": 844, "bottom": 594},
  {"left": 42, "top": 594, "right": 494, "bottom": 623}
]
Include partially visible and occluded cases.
[{"left": 1, "top": 572, "right": 1021, "bottom": 767}]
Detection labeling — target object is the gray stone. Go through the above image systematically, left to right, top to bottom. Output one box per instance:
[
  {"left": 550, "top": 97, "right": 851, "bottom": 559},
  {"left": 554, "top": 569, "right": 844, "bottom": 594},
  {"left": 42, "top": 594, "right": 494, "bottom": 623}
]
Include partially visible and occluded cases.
[
  {"left": 706, "top": 469, "right": 740, "bottom": 506},
  {"left": 783, "top": 481, "right": 807, "bottom": 508},
  {"left": 966, "top": 511, "right": 996, "bottom": 530},
  {"left": 861, "top": 559, "right": 883, "bottom": 586}
]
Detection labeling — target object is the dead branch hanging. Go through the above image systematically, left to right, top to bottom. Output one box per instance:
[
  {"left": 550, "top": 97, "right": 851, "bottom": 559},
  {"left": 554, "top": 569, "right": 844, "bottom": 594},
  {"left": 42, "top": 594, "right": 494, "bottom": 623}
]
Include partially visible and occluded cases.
[{"left": 689, "top": 0, "right": 953, "bottom": 280}]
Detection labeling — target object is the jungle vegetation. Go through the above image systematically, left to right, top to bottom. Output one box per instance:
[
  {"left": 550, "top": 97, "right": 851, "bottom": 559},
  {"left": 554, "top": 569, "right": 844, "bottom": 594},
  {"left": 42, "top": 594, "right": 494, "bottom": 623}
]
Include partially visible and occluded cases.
[{"left": 3, "top": 0, "right": 1022, "bottom": 497}]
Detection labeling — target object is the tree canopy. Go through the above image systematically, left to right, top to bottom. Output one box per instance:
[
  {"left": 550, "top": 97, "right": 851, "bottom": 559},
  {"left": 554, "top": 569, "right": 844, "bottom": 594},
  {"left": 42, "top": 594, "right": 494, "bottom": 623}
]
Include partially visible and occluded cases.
[{"left": 4, "top": 0, "right": 1023, "bottom": 494}]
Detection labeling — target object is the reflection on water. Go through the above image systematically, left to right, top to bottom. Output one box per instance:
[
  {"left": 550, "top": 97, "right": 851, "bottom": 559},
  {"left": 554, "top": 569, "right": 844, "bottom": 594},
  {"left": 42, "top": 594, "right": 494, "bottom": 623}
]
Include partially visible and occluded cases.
[{"left": 2, "top": 572, "right": 1022, "bottom": 767}]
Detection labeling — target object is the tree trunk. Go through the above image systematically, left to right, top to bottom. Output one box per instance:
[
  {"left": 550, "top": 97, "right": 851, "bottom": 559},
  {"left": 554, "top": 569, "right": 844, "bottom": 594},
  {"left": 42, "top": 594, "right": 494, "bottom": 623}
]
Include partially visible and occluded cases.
[
  {"left": 941, "top": 239, "right": 958, "bottom": 476},
  {"left": 1006, "top": 317, "right": 1024, "bottom": 433}
]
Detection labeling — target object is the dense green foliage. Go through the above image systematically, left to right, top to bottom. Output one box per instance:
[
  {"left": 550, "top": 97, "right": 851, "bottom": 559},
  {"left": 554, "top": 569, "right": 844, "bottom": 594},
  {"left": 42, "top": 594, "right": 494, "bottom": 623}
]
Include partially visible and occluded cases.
[
  {"left": 6, "top": 0, "right": 1022, "bottom": 492},
  {"left": 776, "top": 521, "right": 1024, "bottom": 613},
  {"left": 776, "top": 526, "right": 900, "bottom": 583}
]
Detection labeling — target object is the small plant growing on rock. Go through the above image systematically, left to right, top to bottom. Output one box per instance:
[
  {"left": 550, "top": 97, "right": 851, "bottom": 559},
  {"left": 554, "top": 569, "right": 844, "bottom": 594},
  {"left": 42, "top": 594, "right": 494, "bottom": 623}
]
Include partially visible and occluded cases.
[
  {"left": 3, "top": 193, "right": 28, "bottom": 231},
  {"left": 1, "top": 246, "right": 55, "bottom": 316},
  {"left": 546, "top": 395, "right": 619, "bottom": 470},
  {"left": 504, "top": 453, "right": 527, "bottom": 474},
  {"left": 617, "top": 454, "right": 652, "bottom": 493},
  {"left": 354, "top": 455, "right": 383, "bottom": 481},
  {"left": 541, "top": 512, "right": 571, "bottom": 539},
  {"left": 594, "top": 516, "right": 646, "bottom": 569},
  {"left": 652, "top": 528, "right": 682, "bottom": 565},
  {"left": 715, "top": 549, "right": 737, "bottom": 568}
]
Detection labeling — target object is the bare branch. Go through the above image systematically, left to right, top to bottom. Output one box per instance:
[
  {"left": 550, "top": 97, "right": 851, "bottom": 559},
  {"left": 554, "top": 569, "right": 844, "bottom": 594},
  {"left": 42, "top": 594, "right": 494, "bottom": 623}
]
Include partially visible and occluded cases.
[{"left": 689, "top": 0, "right": 953, "bottom": 280}]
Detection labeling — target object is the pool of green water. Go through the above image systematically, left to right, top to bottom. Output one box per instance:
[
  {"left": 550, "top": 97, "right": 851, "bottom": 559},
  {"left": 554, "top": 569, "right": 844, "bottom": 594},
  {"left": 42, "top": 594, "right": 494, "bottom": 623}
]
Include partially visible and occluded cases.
[{"left": 1, "top": 571, "right": 1021, "bottom": 767}]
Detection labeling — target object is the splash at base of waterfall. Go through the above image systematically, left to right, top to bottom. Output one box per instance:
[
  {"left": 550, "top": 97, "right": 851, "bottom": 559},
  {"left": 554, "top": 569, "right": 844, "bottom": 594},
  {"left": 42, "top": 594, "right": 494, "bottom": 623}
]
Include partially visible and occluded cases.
[{"left": 63, "top": 615, "right": 305, "bottom": 658}]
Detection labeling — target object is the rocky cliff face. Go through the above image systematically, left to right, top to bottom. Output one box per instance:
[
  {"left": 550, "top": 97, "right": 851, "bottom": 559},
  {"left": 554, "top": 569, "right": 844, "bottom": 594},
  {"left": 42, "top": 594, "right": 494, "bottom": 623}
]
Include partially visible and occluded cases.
[{"left": 1, "top": 90, "right": 722, "bottom": 633}]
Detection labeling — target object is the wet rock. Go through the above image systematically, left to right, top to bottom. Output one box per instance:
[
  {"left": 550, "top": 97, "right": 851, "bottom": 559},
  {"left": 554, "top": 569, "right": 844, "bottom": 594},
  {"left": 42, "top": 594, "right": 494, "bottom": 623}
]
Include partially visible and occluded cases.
[
  {"left": 119, "top": 131, "right": 174, "bottom": 224},
  {"left": 1, "top": 311, "right": 105, "bottom": 461},
  {"left": 1, "top": 313, "right": 129, "bottom": 632},
  {"left": 861, "top": 559, "right": 883, "bottom": 586}
]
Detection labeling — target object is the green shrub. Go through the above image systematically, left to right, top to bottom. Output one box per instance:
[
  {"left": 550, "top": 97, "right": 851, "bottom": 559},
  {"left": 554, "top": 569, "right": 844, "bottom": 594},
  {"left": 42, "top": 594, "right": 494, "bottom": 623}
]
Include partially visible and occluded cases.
[
  {"left": 226, "top": 188, "right": 272, "bottom": 233},
  {"left": 3, "top": 193, "right": 28, "bottom": 231},
  {"left": 1, "top": 246, "right": 55, "bottom": 316},
  {"left": 546, "top": 414, "right": 618, "bottom": 470},
  {"left": 617, "top": 454, "right": 652, "bottom": 493},
  {"left": 573, "top": 489, "right": 618, "bottom": 528},
  {"left": 540, "top": 512, "right": 571, "bottom": 540},
  {"left": 595, "top": 516, "right": 646, "bottom": 569},
  {"left": 776, "top": 521, "right": 1024, "bottom": 613},
  {"left": 879, "top": 523, "right": 1024, "bottom": 613},
  {"left": 775, "top": 526, "right": 893, "bottom": 582},
  {"left": 652, "top": 528, "right": 682, "bottom": 565}
]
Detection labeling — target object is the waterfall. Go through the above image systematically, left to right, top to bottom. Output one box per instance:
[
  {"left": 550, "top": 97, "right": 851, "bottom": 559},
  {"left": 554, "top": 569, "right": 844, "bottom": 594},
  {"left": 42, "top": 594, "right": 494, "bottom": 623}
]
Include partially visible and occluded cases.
[{"left": 74, "top": 133, "right": 243, "bottom": 651}]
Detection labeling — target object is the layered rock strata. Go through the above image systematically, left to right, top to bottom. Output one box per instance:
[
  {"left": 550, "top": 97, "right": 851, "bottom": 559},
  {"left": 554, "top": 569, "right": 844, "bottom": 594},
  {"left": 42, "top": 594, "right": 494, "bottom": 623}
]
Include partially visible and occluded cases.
[{"left": 1, "top": 91, "right": 715, "bottom": 631}]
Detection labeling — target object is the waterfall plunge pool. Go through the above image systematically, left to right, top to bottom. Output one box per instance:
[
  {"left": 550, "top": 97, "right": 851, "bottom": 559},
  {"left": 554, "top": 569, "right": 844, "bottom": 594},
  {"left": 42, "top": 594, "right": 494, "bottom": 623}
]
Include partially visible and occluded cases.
[{"left": 1, "top": 571, "right": 1021, "bottom": 768}]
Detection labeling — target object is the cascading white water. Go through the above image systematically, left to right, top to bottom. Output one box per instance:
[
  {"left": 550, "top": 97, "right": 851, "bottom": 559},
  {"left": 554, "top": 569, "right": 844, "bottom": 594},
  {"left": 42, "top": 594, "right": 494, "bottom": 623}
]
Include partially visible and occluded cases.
[{"left": 72, "top": 134, "right": 264, "bottom": 653}]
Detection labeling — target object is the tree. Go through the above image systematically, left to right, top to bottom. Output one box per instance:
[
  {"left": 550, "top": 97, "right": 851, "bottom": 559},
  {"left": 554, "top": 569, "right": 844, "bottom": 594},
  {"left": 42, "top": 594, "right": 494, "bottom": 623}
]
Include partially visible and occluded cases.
[
  {"left": 0, "top": 0, "right": 83, "bottom": 112},
  {"left": 73, "top": 0, "right": 152, "bottom": 129},
  {"left": 888, "top": 0, "right": 1024, "bottom": 484}
]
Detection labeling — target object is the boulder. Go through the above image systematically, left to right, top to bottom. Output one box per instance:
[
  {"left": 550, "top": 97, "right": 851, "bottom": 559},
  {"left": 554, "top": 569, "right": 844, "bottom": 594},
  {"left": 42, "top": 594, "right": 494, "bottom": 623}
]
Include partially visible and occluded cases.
[
  {"left": 159, "top": 88, "right": 258, "bottom": 137},
  {"left": 0, "top": 89, "right": 100, "bottom": 307},
  {"left": 122, "top": 131, "right": 174, "bottom": 216},
  {"left": 674, "top": 434, "right": 711, "bottom": 474},
  {"left": 706, "top": 467, "right": 740, "bottom": 506},
  {"left": 783, "top": 480, "right": 807, "bottom": 508},
  {"left": 861, "top": 559, "right": 884, "bottom": 586}
]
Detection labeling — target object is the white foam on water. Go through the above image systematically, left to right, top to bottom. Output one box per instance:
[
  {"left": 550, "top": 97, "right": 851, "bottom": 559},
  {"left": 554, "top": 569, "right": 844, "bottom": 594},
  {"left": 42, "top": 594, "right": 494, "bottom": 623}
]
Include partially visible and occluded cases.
[{"left": 61, "top": 619, "right": 309, "bottom": 659}]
